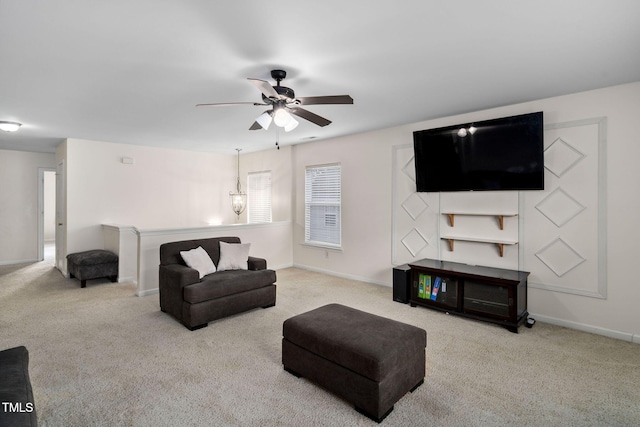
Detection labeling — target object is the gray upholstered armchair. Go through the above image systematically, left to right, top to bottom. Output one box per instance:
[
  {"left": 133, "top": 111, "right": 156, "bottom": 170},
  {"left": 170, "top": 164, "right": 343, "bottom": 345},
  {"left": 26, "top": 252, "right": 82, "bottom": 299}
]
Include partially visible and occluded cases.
[{"left": 159, "top": 236, "right": 276, "bottom": 330}]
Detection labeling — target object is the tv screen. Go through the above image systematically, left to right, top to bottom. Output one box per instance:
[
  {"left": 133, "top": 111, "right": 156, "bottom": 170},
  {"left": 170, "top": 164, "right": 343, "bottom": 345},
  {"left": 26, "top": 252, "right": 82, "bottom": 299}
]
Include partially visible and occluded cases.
[{"left": 413, "top": 112, "right": 544, "bottom": 192}]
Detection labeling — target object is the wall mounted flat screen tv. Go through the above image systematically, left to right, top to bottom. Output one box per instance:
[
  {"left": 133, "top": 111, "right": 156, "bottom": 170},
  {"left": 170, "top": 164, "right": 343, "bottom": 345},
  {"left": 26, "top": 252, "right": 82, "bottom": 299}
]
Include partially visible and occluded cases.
[{"left": 413, "top": 111, "right": 544, "bottom": 192}]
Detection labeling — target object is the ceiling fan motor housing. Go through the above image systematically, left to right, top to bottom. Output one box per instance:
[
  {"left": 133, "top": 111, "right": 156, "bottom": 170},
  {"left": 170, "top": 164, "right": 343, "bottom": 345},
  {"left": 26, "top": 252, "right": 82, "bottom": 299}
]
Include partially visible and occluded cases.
[
  {"left": 271, "top": 69, "right": 287, "bottom": 82},
  {"left": 262, "top": 86, "right": 295, "bottom": 103}
]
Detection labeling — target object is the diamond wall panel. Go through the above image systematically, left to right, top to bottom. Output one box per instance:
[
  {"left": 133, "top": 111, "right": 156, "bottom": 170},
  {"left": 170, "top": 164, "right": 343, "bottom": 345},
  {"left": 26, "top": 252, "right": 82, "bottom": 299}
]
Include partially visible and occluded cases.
[
  {"left": 522, "top": 118, "right": 606, "bottom": 298},
  {"left": 544, "top": 137, "right": 585, "bottom": 177},
  {"left": 392, "top": 146, "right": 439, "bottom": 264},
  {"left": 535, "top": 188, "right": 586, "bottom": 227},
  {"left": 535, "top": 238, "right": 586, "bottom": 277}
]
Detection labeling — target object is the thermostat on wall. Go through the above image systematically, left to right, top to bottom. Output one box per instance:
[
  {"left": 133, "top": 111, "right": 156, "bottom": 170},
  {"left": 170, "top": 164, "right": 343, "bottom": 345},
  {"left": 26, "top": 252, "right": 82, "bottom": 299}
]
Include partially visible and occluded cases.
[{"left": 121, "top": 157, "right": 134, "bottom": 165}]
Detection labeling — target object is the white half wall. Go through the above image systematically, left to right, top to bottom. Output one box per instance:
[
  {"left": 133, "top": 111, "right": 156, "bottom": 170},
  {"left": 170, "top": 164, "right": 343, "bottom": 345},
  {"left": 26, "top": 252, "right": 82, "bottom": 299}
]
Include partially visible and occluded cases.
[{"left": 134, "top": 221, "right": 293, "bottom": 296}]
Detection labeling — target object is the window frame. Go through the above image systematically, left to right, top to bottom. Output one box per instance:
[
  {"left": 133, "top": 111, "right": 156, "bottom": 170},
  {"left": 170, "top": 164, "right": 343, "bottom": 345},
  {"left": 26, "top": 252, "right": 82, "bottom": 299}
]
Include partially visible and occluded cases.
[
  {"left": 304, "top": 163, "right": 342, "bottom": 249},
  {"left": 247, "top": 170, "right": 272, "bottom": 224}
]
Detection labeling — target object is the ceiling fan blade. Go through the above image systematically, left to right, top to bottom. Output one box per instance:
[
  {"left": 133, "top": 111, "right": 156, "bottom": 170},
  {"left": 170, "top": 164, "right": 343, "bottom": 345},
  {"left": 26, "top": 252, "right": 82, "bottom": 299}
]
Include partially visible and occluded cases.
[
  {"left": 247, "top": 78, "right": 279, "bottom": 99},
  {"left": 295, "top": 95, "right": 354, "bottom": 105},
  {"left": 196, "top": 102, "right": 265, "bottom": 107},
  {"left": 288, "top": 107, "right": 332, "bottom": 127},
  {"left": 249, "top": 121, "right": 262, "bottom": 130}
]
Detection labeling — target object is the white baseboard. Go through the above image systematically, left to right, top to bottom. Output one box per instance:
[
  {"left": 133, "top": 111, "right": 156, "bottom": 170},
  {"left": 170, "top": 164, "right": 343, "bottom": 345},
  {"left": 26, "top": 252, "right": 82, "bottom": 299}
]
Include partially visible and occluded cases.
[
  {"left": 0, "top": 258, "right": 39, "bottom": 266},
  {"left": 272, "top": 263, "right": 294, "bottom": 271},
  {"left": 292, "top": 263, "right": 390, "bottom": 287},
  {"left": 137, "top": 288, "right": 159, "bottom": 297},
  {"left": 530, "top": 313, "right": 638, "bottom": 344}
]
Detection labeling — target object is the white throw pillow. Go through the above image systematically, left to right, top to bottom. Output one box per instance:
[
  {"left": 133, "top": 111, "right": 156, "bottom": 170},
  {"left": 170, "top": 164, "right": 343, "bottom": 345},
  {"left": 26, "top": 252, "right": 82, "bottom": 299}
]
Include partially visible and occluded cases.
[
  {"left": 217, "top": 241, "right": 251, "bottom": 271},
  {"left": 180, "top": 246, "right": 216, "bottom": 279}
]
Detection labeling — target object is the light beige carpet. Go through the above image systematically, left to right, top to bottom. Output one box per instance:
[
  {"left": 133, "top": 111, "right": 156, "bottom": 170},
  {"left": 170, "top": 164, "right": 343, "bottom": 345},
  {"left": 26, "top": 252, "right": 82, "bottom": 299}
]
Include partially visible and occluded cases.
[{"left": 1, "top": 260, "right": 639, "bottom": 426}]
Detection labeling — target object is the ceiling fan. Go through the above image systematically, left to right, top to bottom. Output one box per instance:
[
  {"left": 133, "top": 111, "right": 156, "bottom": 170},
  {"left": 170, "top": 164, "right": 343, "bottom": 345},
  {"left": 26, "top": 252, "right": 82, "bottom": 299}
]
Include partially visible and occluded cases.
[{"left": 196, "top": 69, "right": 353, "bottom": 132}]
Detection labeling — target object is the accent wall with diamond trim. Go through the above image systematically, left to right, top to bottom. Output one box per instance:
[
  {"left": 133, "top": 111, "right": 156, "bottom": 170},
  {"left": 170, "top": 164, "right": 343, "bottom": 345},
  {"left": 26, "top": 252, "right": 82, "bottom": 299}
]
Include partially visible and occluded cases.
[
  {"left": 386, "top": 83, "right": 640, "bottom": 342},
  {"left": 393, "top": 116, "right": 607, "bottom": 300}
]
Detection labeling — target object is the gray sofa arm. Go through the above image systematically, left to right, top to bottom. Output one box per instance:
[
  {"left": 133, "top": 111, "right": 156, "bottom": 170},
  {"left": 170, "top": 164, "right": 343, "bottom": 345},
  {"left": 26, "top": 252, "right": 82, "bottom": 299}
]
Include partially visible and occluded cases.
[
  {"left": 248, "top": 256, "right": 267, "bottom": 271},
  {"left": 159, "top": 264, "right": 200, "bottom": 317},
  {"left": 160, "top": 264, "right": 200, "bottom": 287},
  {"left": 0, "top": 346, "right": 37, "bottom": 427}
]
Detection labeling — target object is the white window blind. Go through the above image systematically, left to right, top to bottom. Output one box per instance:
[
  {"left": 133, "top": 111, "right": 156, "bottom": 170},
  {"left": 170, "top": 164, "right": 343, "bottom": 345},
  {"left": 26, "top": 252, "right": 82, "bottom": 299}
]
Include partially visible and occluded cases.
[
  {"left": 305, "top": 164, "right": 341, "bottom": 247},
  {"left": 247, "top": 171, "right": 272, "bottom": 223}
]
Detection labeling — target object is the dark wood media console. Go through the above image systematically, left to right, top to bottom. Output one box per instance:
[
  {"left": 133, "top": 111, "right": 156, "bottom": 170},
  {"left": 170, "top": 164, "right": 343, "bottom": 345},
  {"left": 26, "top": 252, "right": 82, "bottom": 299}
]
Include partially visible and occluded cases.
[{"left": 408, "top": 258, "right": 529, "bottom": 333}]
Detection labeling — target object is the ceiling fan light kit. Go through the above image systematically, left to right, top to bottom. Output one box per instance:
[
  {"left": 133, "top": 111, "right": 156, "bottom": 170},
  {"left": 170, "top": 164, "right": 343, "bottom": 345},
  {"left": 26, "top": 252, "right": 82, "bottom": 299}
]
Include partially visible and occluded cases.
[
  {"left": 197, "top": 69, "right": 353, "bottom": 135},
  {"left": 273, "top": 107, "right": 292, "bottom": 127},
  {"left": 255, "top": 111, "right": 273, "bottom": 130},
  {"left": 284, "top": 116, "right": 299, "bottom": 132}
]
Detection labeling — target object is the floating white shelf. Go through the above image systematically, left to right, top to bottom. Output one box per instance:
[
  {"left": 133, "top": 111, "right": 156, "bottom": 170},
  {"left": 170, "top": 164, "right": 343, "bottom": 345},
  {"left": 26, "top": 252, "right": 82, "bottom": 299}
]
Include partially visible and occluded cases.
[
  {"left": 441, "top": 212, "right": 518, "bottom": 230},
  {"left": 440, "top": 235, "right": 518, "bottom": 257}
]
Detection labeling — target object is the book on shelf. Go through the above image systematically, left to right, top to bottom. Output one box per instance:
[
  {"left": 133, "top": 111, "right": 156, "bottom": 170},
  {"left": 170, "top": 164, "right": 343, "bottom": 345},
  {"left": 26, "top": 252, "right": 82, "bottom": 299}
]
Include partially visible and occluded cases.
[
  {"left": 418, "top": 274, "right": 431, "bottom": 299},
  {"left": 425, "top": 275, "right": 431, "bottom": 298},
  {"left": 431, "top": 276, "right": 441, "bottom": 301}
]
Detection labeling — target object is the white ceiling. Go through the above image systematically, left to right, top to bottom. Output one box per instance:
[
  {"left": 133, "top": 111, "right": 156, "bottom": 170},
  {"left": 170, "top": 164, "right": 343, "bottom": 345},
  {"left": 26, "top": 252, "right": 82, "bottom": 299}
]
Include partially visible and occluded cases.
[{"left": 1, "top": 1, "right": 639, "bottom": 155}]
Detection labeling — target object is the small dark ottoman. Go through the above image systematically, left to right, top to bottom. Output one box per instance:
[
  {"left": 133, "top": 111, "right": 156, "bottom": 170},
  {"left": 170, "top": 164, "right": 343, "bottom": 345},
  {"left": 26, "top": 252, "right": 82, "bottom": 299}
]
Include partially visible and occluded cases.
[
  {"left": 66, "top": 250, "right": 118, "bottom": 288},
  {"left": 282, "top": 303, "right": 426, "bottom": 422}
]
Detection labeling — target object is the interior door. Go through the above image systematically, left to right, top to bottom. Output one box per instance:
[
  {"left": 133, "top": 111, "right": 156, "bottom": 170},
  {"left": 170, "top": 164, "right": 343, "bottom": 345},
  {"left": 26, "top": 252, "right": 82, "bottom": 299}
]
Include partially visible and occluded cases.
[{"left": 55, "top": 160, "right": 66, "bottom": 274}]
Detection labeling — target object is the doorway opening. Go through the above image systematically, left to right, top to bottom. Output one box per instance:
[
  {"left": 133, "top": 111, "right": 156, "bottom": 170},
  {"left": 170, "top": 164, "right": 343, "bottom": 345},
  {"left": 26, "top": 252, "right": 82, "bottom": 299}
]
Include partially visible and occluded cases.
[{"left": 39, "top": 168, "right": 56, "bottom": 264}]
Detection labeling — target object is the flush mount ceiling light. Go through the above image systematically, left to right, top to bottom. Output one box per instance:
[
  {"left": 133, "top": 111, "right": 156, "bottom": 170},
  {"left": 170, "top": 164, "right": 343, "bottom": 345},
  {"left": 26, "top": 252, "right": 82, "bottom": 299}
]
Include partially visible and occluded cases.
[{"left": 0, "top": 121, "right": 22, "bottom": 132}]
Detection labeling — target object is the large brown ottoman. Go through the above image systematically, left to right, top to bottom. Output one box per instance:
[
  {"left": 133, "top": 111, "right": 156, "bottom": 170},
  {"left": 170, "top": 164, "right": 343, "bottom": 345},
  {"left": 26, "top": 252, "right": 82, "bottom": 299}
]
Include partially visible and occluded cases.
[{"left": 282, "top": 303, "right": 426, "bottom": 422}]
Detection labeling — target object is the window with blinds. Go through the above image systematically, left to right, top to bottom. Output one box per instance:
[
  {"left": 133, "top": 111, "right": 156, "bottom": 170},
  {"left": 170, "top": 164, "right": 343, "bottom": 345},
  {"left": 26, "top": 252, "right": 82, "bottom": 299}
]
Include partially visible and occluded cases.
[
  {"left": 305, "top": 164, "right": 341, "bottom": 247},
  {"left": 247, "top": 171, "right": 272, "bottom": 223}
]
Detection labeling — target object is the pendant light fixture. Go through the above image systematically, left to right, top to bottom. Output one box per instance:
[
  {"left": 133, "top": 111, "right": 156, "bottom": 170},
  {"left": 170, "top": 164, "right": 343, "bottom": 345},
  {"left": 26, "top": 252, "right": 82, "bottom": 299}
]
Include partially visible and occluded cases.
[{"left": 230, "top": 148, "right": 247, "bottom": 220}]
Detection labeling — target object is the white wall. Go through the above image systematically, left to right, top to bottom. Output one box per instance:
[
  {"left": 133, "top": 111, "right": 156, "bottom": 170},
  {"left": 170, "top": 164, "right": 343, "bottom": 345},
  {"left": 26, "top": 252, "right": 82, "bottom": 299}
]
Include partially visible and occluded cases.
[
  {"left": 291, "top": 82, "right": 640, "bottom": 342},
  {"left": 291, "top": 127, "right": 401, "bottom": 285},
  {"left": 63, "top": 138, "right": 239, "bottom": 255},
  {"left": 61, "top": 140, "right": 295, "bottom": 293},
  {"left": 242, "top": 145, "right": 293, "bottom": 223},
  {"left": 0, "top": 149, "right": 56, "bottom": 264}
]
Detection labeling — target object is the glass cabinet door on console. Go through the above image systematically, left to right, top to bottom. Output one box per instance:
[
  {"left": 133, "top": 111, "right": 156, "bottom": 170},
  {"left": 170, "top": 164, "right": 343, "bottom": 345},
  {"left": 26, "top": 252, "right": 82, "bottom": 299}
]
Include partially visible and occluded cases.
[
  {"left": 411, "top": 272, "right": 459, "bottom": 310},
  {"left": 463, "top": 280, "right": 512, "bottom": 320}
]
